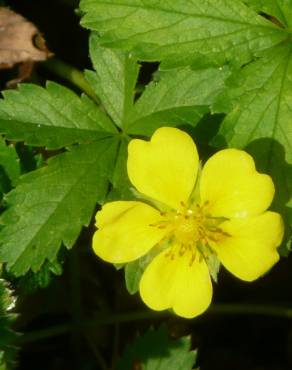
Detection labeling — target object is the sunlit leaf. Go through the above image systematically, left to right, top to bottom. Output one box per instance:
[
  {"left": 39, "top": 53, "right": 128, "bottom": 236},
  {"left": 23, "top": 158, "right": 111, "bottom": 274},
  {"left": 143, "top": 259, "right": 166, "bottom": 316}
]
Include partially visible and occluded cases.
[
  {"left": 80, "top": 0, "right": 286, "bottom": 68},
  {"left": 0, "top": 82, "right": 117, "bottom": 149}
]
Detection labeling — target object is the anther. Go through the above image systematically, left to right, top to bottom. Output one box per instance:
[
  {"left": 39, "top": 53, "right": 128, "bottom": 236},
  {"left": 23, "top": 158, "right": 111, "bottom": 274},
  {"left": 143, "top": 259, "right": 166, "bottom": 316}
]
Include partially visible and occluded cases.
[
  {"left": 179, "top": 245, "right": 187, "bottom": 256},
  {"left": 189, "top": 251, "right": 197, "bottom": 266}
]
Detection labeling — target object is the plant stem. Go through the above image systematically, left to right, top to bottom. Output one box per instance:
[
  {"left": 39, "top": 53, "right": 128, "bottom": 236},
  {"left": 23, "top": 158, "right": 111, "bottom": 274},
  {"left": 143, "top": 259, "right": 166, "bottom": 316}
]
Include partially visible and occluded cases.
[
  {"left": 41, "top": 58, "right": 99, "bottom": 103},
  {"left": 17, "top": 303, "right": 292, "bottom": 345},
  {"left": 17, "top": 310, "right": 167, "bottom": 344},
  {"left": 17, "top": 322, "right": 72, "bottom": 344},
  {"left": 84, "top": 332, "right": 109, "bottom": 370}
]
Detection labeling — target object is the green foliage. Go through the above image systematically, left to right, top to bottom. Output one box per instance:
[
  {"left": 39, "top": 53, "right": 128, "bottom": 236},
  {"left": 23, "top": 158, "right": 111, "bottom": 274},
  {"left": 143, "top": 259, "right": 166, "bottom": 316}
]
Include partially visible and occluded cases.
[
  {"left": 79, "top": 0, "right": 286, "bottom": 68},
  {"left": 79, "top": 0, "right": 292, "bottom": 250},
  {"left": 244, "top": 0, "right": 292, "bottom": 26},
  {"left": 0, "top": 1, "right": 291, "bottom": 368},
  {"left": 1, "top": 1, "right": 292, "bottom": 369},
  {"left": 86, "top": 33, "right": 140, "bottom": 128},
  {"left": 87, "top": 33, "right": 229, "bottom": 136},
  {"left": 213, "top": 42, "right": 292, "bottom": 238},
  {"left": 127, "top": 65, "right": 229, "bottom": 136},
  {"left": 0, "top": 82, "right": 117, "bottom": 149},
  {"left": 109, "top": 136, "right": 133, "bottom": 200},
  {"left": 0, "top": 138, "right": 118, "bottom": 276},
  {"left": 0, "top": 138, "right": 20, "bottom": 194},
  {"left": 125, "top": 258, "right": 145, "bottom": 295},
  {"left": 12, "top": 259, "right": 63, "bottom": 295},
  {"left": 0, "top": 280, "right": 18, "bottom": 370},
  {"left": 117, "top": 325, "right": 197, "bottom": 370}
]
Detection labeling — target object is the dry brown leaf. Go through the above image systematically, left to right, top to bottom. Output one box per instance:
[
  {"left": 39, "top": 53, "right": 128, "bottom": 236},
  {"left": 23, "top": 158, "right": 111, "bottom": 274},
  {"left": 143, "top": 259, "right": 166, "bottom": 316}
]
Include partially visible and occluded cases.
[{"left": 0, "top": 7, "right": 51, "bottom": 69}]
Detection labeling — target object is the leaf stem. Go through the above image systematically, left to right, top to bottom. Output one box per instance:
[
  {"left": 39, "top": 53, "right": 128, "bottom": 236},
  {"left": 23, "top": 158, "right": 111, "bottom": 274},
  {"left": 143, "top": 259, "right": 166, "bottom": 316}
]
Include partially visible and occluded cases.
[
  {"left": 41, "top": 58, "right": 99, "bottom": 104},
  {"left": 17, "top": 303, "right": 292, "bottom": 345}
]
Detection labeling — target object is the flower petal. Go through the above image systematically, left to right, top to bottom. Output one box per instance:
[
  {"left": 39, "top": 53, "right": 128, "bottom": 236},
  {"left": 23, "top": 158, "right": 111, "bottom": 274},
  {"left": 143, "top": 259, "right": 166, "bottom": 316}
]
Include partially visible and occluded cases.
[
  {"left": 127, "top": 127, "right": 199, "bottom": 210},
  {"left": 200, "top": 149, "right": 275, "bottom": 218},
  {"left": 93, "top": 201, "right": 167, "bottom": 263},
  {"left": 214, "top": 211, "right": 284, "bottom": 282},
  {"left": 139, "top": 247, "right": 212, "bottom": 318}
]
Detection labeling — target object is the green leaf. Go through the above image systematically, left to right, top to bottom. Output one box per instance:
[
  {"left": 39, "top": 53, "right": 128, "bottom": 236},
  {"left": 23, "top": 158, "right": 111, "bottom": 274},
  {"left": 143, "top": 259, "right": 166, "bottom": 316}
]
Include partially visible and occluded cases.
[
  {"left": 80, "top": 0, "right": 287, "bottom": 68},
  {"left": 244, "top": 0, "right": 292, "bottom": 27},
  {"left": 85, "top": 33, "right": 140, "bottom": 128},
  {"left": 85, "top": 34, "right": 230, "bottom": 138},
  {"left": 213, "top": 42, "right": 292, "bottom": 245},
  {"left": 127, "top": 65, "right": 230, "bottom": 136},
  {"left": 0, "top": 82, "right": 117, "bottom": 149},
  {"left": 108, "top": 136, "right": 134, "bottom": 200},
  {"left": 0, "top": 137, "right": 119, "bottom": 276},
  {"left": 0, "top": 138, "right": 20, "bottom": 193},
  {"left": 15, "top": 145, "right": 44, "bottom": 174},
  {"left": 124, "top": 243, "right": 172, "bottom": 295},
  {"left": 205, "top": 254, "right": 221, "bottom": 283},
  {"left": 12, "top": 258, "right": 63, "bottom": 295},
  {"left": 124, "top": 259, "right": 144, "bottom": 295},
  {"left": 0, "top": 280, "right": 18, "bottom": 370},
  {"left": 117, "top": 325, "right": 197, "bottom": 370}
]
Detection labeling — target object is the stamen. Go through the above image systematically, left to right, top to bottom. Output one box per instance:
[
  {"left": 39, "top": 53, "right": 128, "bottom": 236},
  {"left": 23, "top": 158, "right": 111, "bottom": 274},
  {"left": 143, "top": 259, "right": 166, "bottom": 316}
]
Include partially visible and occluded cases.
[
  {"left": 150, "top": 200, "right": 230, "bottom": 266},
  {"left": 149, "top": 220, "right": 168, "bottom": 228},
  {"left": 179, "top": 244, "right": 187, "bottom": 256},
  {"left": 189, "top": 248, "right": 197, "bottom": 266}
]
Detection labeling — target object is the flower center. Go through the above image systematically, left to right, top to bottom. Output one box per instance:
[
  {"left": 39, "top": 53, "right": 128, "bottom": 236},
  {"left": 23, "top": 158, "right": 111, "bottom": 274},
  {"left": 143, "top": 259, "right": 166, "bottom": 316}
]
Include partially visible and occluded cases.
[
  {"left": 150, "top": 201, "right": 230, "bottom": 265},
  {"left": 173, "top": 213, "right": 199, "bottom": 246}
]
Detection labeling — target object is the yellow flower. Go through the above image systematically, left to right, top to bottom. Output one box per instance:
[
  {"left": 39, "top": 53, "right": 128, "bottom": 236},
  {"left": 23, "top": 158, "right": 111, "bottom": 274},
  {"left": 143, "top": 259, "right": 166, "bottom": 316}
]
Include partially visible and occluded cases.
[{"left": 92, "top": 127, "right": 284, "bottom": 318}]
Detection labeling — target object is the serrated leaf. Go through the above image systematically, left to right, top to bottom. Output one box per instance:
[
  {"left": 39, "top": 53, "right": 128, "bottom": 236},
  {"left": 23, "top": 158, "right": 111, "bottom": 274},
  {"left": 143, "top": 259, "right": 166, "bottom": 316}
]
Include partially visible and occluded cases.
[
  {"left": 80, "top": 0, "right": 287, "bottom": 68},
  {"left": 85, "top": 33, "right": 140, "bottom": 128},
  {"left": 85, "top": 34, "right": 230, "bottom": 138},
  {"left": 213, "top": 42, "right": 292, "bottom": 245},
  {"left": 127, "top": 65, "right": 230, "bottom": 136},
  {"left": 0, "top": 82, "right": 117, "bottom": 149},
  {"left": 0, "top": 136, "right": 119, "bottom": 276},
  {"left": 0, "top": 138, "right": 20, "bottom": 193},
  {"left": 13, "top": 258, "right": 63, "bottom": 295},
  {"left": 0, "top": 280, "right": 18, "bottom": 370},
  {"left": 117, "top": 325, "right": 197, "bottom": 370}
]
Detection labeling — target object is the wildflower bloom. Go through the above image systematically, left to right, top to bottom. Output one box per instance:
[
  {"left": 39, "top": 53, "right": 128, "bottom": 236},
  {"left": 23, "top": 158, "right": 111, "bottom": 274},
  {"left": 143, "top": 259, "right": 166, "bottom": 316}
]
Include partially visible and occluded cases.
[{"left": 93, "top": 127, "right": 284, "bottom": 318}]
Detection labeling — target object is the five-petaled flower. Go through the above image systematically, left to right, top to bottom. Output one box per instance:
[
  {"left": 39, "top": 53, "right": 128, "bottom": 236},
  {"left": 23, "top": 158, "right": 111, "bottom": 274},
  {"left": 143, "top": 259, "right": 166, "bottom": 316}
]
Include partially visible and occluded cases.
[{"left": 92, "top": 127, "right": 284, "bottom": 318}]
